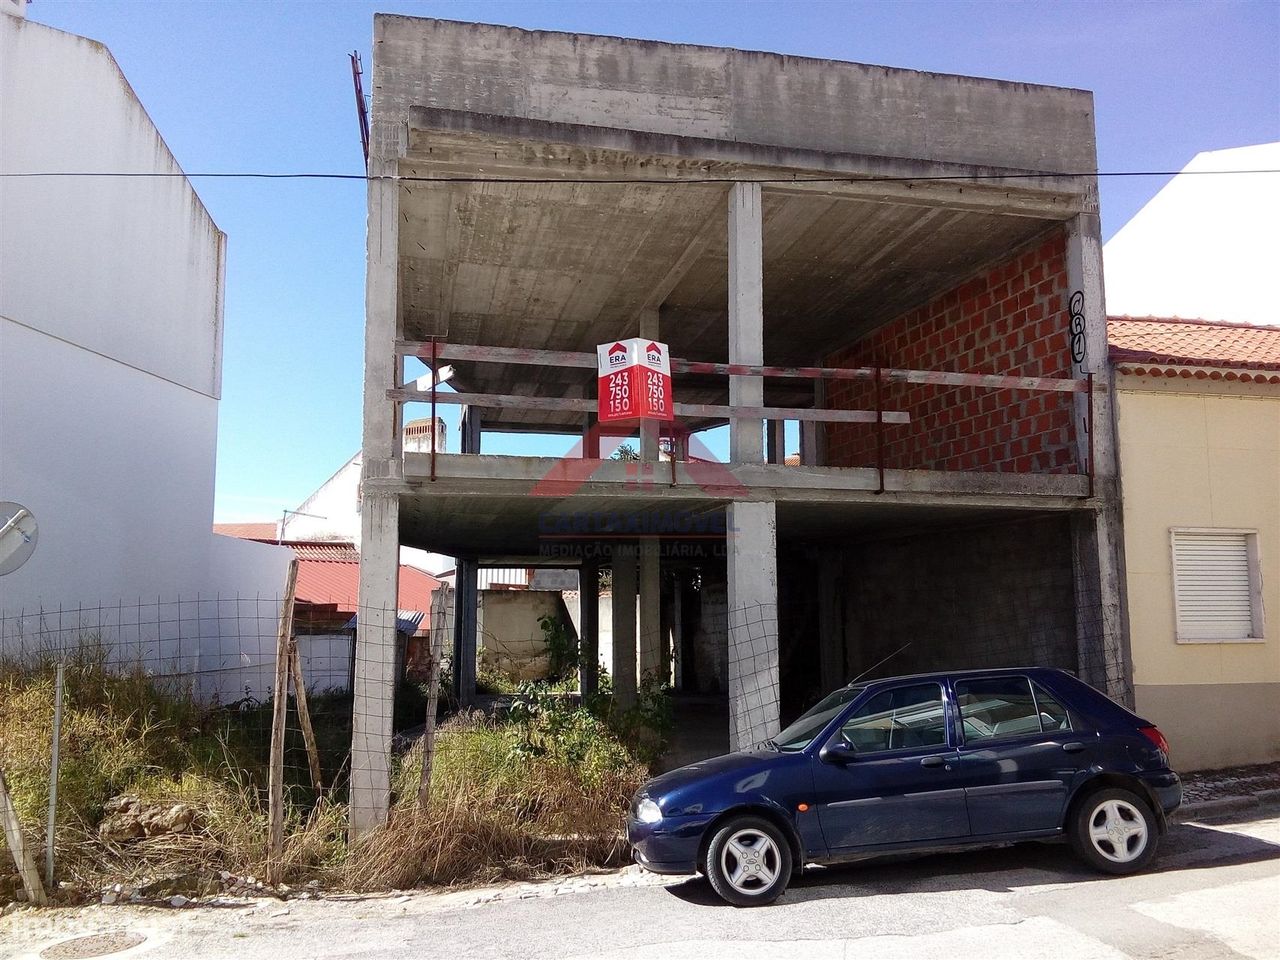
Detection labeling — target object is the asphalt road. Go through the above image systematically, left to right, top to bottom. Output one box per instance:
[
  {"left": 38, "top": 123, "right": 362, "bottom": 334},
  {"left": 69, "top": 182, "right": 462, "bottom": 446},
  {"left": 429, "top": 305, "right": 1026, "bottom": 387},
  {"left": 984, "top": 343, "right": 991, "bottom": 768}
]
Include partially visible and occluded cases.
[{"left": 5, "top": 808, "right": 1279, "bottom": 960}]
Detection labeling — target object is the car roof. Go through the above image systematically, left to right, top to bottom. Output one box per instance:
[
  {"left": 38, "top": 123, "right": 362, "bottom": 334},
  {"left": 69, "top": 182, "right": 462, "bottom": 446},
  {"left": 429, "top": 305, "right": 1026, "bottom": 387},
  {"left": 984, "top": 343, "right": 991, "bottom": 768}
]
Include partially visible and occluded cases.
[{"left": 848, "top": 666, "right": 1070, "bottom": 689}]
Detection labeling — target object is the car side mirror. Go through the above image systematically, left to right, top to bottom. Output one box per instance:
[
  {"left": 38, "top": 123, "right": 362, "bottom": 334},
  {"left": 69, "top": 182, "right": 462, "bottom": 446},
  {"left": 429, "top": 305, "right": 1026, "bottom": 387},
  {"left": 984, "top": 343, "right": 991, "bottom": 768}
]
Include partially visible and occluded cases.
[{"left": 820, "top": 741, "right": 857, "bottom": 765}]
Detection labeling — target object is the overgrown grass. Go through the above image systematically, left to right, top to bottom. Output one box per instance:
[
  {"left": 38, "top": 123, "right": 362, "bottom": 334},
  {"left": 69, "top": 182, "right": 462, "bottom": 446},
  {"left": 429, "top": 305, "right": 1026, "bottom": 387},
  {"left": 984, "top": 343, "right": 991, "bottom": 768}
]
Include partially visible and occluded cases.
[
  {"left": 0, "top": 644, "right": 347, "bottom": 892},
  {"left": 0, "top": 645, "right": 649, "bottom": 901},
  {"left": 345, "top": 714, "right": 643, "bottom": 890}
]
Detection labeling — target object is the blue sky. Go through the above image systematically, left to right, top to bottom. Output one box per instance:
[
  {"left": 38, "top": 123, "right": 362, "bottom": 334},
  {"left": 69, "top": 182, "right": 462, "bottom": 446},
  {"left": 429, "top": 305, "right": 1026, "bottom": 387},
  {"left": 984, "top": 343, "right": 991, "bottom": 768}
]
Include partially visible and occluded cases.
[{"left": 26, "top": 0, "right": 1280, "bottom": 521}]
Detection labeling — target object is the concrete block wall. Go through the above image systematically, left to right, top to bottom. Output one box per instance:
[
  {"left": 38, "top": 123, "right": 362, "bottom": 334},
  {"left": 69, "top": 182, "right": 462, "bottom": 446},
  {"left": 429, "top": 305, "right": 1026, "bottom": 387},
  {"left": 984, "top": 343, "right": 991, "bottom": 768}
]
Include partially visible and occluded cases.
[
  {"left": 825, "top": 229, "right": 1079, "bottom": 473},
  {"left": 825, "top": 515, "right": 1079, "bottom": 682},
  {"left": 689, "top": 579, "right": 728, "bottom": 694}
]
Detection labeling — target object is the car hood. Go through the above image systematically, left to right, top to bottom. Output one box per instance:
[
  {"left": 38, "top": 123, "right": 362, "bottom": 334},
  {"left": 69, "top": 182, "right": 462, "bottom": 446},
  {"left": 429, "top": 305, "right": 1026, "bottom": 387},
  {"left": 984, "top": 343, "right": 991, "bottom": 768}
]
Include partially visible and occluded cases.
[{"left": 642, "top": 749, "right": 777, "bottom": 798}]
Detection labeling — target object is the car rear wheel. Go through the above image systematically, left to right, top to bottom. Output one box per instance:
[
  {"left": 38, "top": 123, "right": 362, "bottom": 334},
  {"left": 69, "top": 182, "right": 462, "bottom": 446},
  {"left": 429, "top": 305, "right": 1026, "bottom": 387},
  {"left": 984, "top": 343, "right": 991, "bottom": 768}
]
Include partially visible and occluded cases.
[
  {"left": 1070, "top": 787, "right": 1158, "bottom": 874},
  {"left": 703, "top": 815, "right": 793, "bottom": 907}
]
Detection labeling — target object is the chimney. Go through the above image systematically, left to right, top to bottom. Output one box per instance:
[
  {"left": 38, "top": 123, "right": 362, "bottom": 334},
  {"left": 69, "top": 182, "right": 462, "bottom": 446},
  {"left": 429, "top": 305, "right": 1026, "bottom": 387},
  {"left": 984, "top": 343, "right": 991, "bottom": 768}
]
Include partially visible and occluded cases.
[
  {"left": 2, "top": 0, "right": 27, "bottom": 20},
  {"left": 403, "top": 417, "right": 447, "bottom": 454}
]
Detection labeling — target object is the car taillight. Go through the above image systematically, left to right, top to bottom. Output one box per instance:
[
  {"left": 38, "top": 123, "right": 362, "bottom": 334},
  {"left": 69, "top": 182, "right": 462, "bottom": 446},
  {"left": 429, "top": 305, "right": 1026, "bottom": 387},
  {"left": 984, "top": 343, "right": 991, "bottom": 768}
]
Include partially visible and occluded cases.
[{"left": 1140, "top": 725, "right": 1170, "bottom": 757}]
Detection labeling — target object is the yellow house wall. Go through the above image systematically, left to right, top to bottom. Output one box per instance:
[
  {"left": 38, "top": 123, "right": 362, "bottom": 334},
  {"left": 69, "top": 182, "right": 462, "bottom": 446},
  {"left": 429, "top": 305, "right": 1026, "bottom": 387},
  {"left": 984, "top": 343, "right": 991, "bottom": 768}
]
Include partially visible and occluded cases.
[{"left": 1117, "top": 373, "right": 1280, "bottom": 769}]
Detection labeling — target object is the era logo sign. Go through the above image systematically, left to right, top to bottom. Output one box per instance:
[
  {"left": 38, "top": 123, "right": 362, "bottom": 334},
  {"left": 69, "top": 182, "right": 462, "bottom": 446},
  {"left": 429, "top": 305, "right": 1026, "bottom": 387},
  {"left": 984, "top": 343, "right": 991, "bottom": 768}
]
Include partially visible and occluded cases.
[{"left": 595, "top": 338, "right": 673, "bottom": 423}]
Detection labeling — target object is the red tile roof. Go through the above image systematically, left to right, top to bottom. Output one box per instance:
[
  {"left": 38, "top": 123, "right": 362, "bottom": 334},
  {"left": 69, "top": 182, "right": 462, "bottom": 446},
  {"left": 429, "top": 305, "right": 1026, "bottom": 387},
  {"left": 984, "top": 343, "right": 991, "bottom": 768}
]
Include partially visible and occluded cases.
[
  {"left": 1108, "top": 316, "right": 1280, "bottom": 371},
  {"left": 213, "top": 522, "right": 278, "bottom": 539},
  {"left": 212, "top": 528, "right": 439, "bottom": 617},
  {"left": 281, "top": 541, "right": 360, "bottom": 563},
  {"left": 294, "top": 559, "right": 439, "bottom": 615}
]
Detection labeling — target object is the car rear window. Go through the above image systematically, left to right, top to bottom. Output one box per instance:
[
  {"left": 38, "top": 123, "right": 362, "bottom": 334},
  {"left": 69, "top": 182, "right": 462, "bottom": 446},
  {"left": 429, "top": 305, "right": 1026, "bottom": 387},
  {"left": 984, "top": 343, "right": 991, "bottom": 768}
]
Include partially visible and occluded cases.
[{"left": 956, "top": 676, "right": 1072, "bottom": 743}]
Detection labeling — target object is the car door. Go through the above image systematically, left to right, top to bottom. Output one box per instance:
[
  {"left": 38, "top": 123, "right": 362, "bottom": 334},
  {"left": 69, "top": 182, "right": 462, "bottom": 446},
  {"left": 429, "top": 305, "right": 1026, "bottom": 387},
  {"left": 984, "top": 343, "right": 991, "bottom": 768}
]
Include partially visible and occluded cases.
[
  {"left": 950, "top": 675, "right": 1089, "bottom": 836},
  {"left": 811, "top": 681, "right": 969, "bottom": 852}
]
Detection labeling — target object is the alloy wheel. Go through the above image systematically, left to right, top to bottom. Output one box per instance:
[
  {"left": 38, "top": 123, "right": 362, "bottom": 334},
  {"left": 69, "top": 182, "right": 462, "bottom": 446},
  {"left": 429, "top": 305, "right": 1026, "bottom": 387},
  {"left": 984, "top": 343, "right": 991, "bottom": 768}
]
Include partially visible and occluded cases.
[
  {"left": 1087, "top": 798, "right": 1149, "bottom": 863},
  {"left": 720, "top": 827, "right": 782, "bottom": 895}
]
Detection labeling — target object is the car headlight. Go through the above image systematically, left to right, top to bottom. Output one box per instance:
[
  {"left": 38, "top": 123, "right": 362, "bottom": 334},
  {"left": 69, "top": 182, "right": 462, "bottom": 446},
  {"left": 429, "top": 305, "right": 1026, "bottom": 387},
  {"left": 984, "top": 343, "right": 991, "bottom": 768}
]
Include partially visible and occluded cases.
[{"left": 635, "top": 798, "right": 663, "bottom": 823}]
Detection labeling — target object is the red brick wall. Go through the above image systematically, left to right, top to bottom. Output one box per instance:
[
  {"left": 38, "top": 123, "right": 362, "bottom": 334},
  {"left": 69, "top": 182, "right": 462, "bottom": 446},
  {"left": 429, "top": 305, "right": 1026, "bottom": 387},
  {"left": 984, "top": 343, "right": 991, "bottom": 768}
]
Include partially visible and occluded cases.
[{"left": 825, "top": 230, "right": 1079, "bottom": 473}]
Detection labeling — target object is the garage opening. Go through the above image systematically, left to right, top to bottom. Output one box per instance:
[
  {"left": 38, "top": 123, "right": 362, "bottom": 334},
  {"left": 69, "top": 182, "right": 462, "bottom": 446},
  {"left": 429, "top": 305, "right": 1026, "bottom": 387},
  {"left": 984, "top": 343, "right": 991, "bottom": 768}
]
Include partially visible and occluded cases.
[{"left": 778, "top": 513, "right": 1080, "bottom": 726}]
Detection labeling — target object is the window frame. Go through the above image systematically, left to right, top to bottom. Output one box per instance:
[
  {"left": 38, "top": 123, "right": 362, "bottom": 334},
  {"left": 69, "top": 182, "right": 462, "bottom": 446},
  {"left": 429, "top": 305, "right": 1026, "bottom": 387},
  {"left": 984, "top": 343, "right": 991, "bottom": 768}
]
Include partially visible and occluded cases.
[
  {"left": 1170, "top": 527, "right": 1266, "bottom": 644},
  {"left": 953, "top": 674, "right": 1072, "bottom": 748},
  {"left": 829, "top": 681, "right": 953, "bottom": 758}
]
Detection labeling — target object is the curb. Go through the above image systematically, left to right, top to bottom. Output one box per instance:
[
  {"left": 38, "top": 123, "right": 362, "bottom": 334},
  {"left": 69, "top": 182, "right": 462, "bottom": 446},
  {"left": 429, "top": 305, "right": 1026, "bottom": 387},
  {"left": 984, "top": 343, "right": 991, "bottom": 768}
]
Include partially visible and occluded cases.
[{"left": 1173, "top": 788, "right": 1280, "bottom": 822}]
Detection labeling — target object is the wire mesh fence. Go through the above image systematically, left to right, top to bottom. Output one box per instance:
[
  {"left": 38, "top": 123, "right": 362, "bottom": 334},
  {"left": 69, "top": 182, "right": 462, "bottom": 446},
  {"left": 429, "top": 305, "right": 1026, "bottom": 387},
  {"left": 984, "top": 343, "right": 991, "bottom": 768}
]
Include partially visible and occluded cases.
[
  {"left": 0, "top": 554, "right": 1127, "bottom": 897},
  {"left": 0, "top": 596, "right": 424, "bottom": 818},
  {"left": 727, "top": 601, "right": 780, "bottom": 750}
]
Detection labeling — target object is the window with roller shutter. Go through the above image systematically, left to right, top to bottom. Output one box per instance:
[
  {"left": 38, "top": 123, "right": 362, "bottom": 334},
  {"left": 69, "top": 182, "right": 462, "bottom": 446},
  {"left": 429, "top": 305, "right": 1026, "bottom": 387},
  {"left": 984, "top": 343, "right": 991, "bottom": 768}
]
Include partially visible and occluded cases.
[{"left": 1170, "top": 529, "right": 1264, "bottom": 643}]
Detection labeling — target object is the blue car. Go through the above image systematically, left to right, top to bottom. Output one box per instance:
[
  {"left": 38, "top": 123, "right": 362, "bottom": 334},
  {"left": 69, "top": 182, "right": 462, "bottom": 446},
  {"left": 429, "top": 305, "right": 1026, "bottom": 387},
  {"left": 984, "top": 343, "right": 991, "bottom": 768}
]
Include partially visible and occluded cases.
[{"left": 628, "top": 667, "right": 1181, "bottom": 906}]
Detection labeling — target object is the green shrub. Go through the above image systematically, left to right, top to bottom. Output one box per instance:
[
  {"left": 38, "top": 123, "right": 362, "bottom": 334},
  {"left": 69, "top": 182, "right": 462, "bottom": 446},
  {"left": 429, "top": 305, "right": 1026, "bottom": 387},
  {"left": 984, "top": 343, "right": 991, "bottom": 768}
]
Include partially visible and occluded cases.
[
  {"left": 538, "top": 614, "right": 579, "bottom": 680},
  {"left": 0, "top": 641, "right": 650, "bottom": 901},
  {"left": 354, "top": 711, "right": 644, "bottom": 889}
]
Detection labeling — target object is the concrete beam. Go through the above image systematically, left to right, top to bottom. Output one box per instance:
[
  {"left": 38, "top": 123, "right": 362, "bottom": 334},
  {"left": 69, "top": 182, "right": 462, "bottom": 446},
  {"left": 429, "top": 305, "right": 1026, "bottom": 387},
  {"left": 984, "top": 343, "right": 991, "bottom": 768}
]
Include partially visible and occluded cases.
[
  {"left": 402, "top": 108, "right": 1089, "bottom": 219},
  {"left": 729, "top": 182, "right": 764, "bottom": 464},
  {"left": 636, "top": 208, "right": 724, "bottom": 320},
  {"left": 392, "top": 451, "right": 1092, "bottom": 502},
  {"left": 350, "top": 493, "right": 399, "bottom": 835},
  {"left": 727, "top": 500, "right": 780, "bottom": 749},
  {"left": 639, "top": 539, "right": 662, "bottom": 683},
  {"left": 611, "top": 544, "right": 638, "bottom": 708}
]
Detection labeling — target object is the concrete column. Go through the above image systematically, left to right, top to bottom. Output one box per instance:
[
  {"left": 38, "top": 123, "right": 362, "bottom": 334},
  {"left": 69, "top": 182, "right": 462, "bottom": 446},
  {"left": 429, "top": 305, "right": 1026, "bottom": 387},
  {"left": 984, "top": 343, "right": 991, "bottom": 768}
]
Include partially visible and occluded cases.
[
  {"left": 351, "top": 124, "right": 405, "bottom": 836},
  {"left": 361, "top": 132, "right": 406, "bottom": 474},
  {"left": 728, "top": 182, "right": 764, "bottom": 464},
  {"left": 1066, "top": 209, "right": 1132, "bottom": 704},
  {"left": 639, "top": 308, "right": 661, "bottom": 462},
  {"left": 800, "top": 379, "right": 826, "bottom": 466},
  {"left": 460, "top": 406, "right": 482, "bottom": 454},
  {"left": 582, "top": 413, "right": 599, "bottom": 459},
  {"left": 766, "top": 419, "right": 786, "bottom": 464},
  {"left": 670, "top": 428, "right": 689, "bottom": 462},
  {"left": 351, "top": 493, "right": 399, "bottom": 834},
  {"left": 726, "top": 500, "right": 780, "bottom": 749},
  {"left": 639, "top": 539, "right": 662, "bottom": 683},
  {"left": 611, "top": 544, "right": 638, "bottom": 708},
  {"left": 817, "top": 548, "right": 846, "bottom": 691},
  {"left": 452, "top": 559, "right": 479, "bottom": 706},
  {"left": 578, "top": 561, "right": 600, "bottom": 697},
  {"left": 671, "top": 574, "right": 684, "bottom": 689}
]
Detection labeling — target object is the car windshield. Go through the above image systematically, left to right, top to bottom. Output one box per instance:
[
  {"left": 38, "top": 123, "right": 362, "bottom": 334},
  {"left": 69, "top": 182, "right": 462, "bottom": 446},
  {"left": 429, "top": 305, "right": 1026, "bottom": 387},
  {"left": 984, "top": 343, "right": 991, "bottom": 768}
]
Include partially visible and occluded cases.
[{"left": 772, "top": 685, "right": 866, "bottom": 752}]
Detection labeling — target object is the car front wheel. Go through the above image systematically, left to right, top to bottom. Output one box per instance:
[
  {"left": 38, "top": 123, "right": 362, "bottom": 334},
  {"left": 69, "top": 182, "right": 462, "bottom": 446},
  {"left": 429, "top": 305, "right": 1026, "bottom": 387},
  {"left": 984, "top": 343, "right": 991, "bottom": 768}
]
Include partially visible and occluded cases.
[
  {"left": 1070, "top": 787, "right": 1158, "bottom": 874},
  {"left": 703, "top": 815, "right": 793, "bottom": 907}
]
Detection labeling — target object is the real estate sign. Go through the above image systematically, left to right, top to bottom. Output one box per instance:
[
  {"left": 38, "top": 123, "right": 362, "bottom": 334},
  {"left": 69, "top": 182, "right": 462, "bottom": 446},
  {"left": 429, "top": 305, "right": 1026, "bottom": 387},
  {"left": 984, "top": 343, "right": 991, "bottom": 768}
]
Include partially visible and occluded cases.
[{"left": 595, "top": 338, "right": 673, "bottom": 423}]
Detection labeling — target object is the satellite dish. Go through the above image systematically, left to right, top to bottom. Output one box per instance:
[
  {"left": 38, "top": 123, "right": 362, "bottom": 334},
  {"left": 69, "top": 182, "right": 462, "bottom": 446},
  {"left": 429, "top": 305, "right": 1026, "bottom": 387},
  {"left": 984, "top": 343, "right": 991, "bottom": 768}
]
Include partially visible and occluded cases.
[{"left": 0, "top": 502, "right": 38, "bottom": 575}]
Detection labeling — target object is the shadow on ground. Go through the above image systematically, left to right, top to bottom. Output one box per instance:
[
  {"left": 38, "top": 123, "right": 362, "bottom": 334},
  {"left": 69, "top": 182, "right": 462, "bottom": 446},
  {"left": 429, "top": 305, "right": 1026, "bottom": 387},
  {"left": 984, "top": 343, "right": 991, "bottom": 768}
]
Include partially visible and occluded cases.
[{"left": 662, "top": 807, "right": 1280, "bottom": 907}]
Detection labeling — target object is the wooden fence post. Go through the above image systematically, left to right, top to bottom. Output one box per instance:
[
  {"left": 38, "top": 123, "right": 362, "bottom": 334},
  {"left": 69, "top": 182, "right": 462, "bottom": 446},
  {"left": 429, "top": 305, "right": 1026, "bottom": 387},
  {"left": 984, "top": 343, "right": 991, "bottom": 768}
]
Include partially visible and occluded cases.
[
  {"left": 267, "top": 559, "right": 299, "bottom": 882},
  {"left": 417, "top": 584, "right": 453, "bottom": 807},
  {"left": 287, "top": 638, "right": 324, "bottom": 792},
  {"left": 0, "top": 768, "right": 47, "bottom": 906}
]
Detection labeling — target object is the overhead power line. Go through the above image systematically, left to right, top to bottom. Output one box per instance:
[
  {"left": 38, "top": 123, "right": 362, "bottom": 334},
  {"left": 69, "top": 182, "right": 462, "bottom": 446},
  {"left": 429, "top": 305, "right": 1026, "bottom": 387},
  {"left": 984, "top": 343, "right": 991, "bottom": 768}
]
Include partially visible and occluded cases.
[{"left": 0, "top": 169, "right": 1277, "bottom": 184}]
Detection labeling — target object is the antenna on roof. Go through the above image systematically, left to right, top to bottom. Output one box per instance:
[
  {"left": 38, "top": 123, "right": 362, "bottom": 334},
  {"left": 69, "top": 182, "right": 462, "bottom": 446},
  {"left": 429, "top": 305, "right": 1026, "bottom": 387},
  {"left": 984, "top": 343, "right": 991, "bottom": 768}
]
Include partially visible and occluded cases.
[
  {"left": 350, "top": 52, "right": 370, "bottom": 168},
  {"left": 279, "top": 508, "right": 326, "bottom": 544},
  {"left": 845, "top": 642, "right": 912, "bottom": 686}
]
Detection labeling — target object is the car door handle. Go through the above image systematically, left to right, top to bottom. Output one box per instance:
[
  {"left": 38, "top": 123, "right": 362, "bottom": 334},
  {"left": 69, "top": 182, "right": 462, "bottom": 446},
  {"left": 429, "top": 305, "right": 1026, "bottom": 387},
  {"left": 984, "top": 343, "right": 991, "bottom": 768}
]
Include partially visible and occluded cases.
[
  {"left": 1062, "top": 742, "right": 1085, "bottom": 753},
  {"left": 920, "top": 755, "right": 947, "bottom": 768}
]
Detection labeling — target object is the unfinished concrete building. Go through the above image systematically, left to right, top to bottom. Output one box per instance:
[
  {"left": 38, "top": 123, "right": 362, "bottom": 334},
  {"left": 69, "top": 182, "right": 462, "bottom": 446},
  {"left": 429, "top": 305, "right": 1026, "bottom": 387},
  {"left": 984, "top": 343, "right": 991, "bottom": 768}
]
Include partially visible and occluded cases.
[{"left": 353, "top": 15, "right": 1127, "bottom": 829}]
